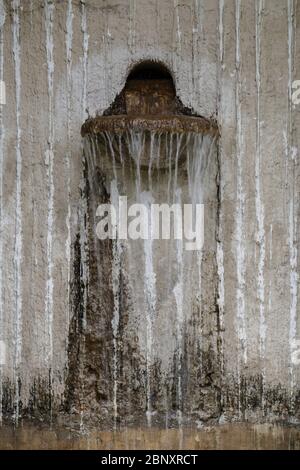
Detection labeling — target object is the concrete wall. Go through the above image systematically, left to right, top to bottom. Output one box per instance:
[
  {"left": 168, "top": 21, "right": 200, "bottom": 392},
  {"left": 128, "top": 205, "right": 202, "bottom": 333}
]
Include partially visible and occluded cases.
[{"left": 0, "top": 0, "right": 299, "bottom": 425}]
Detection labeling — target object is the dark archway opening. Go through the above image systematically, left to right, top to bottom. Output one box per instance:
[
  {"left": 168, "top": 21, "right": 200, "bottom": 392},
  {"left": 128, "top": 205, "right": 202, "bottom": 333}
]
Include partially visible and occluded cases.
[{"left": 127, "top": 61, "right": 174, "bottom": 82}]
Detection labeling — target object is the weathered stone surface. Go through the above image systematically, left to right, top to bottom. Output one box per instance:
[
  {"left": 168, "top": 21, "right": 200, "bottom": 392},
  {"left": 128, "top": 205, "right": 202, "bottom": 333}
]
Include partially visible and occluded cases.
[{"left": 0, "top": 0, "right": 299, "bottom": 432}]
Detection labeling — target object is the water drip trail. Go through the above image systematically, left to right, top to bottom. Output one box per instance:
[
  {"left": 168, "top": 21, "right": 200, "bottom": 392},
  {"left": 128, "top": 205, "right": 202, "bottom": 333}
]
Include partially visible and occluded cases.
[
  {"left": 0, "top": 0, "right": 5, "bottom": 424},
  {"left": 12, "top": 0, "right": 22, "bottom": 424},
  {"left": 44, "top": 0, "right": 55, "bottom": 418},
  {"left": 65, "top": 0, "right": 73, "bottom": 348},
  {"left": 81, "top": 0, "right": 89, "bottom": 121},
  {"left": 217, "top": 0, "right": 225, "bottom": 409},
  {"left": 235, "top": 0, "right": 247, "bottom": 416},
  {"left": 255, "top": 0, "right": 266, "bottom": 410},
  {"left": 287, "top": 0, "right": 298, "bottom": 403},
  {"left": 79, "top": 7, "right": 90, "bottom": 423},
  {"left": 125, "top": 130, "right": 160, "bottom": 426},
  {"left": 129, "top": 130, "right": 145, "bottom": 197},
  {"left": 105, "top": 131, "right": 118, "bottom": 182},
  {"left": 148, "top": 131, "right": 156, "bottom": 192},
  {"left": 167, "top": 133, "right": 174, "bottom": 204},
  {"left": 173, "top": 133, "right": 183, "bottom": 201},
  {"left": 172, "top": 135, "right": 184, "bottom": 428},
  {"left": 187, "top": 135, "right": 207, "bottom": 382},
  {"left": 110, "top": 180, "right": 122, "bottom": 430},
  {"left": 173, "top": 188, "right": 184, "bottom": 429},
  {"left": 140, "top": 190, "right": 157, "bottom": 427}
]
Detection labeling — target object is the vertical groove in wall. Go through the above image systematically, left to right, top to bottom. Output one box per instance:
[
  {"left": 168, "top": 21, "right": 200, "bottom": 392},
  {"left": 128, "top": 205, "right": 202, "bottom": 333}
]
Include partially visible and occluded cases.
[
  {"left": 0, "top": 0, "right": 5, "bottom": 425},
  {"left": 12, "top": 0, "right": 22, "bottom": 423},
  {"left": 29, "top": 0, "right": 33, "bottom": 28},
  {"left": 44, "top": 0, "right": 55, "bottom": 375},
  {"left": 65, "top": 0, "right": 73, "bottom": 345},
  {"left": 79, "top": 0, "right": 89, "bottom": 430},
  {"left": 80, "top": 0, "right": 89, "bottom": 334},
  {"left": 81, "top": 0, "right": 88, "bottom": 123},
  {"left": 129, "top": 0, "right": 136, "bottom": 53},
  {"left": 155, "top": 0, "right": 160, "bottom": 51},
  {"left": 172, "top": 0, "right": 179, "bottom": 78},
  {"left": 174, "top": 0, "right": 182, "bottom": 54},
  {"left": 217, "top": 0, "right": 225, "bottom": 405},
  {"left": 218, "top": 0, "right": 224, "bottom": 66},
  {"left": 235, "top": 0, "right": 247, "bottom": 374},
  {"left": 255, "top": 0, "right": 266, "bottom": 386},
  {"left": 287, "top": 0, "right": 298, "bottom": 398},
  {"left": 191, "top": 1, "right": 197, "bottom": 106},
  {"left": 192, "top": 1, "right": 200, "bottom": 113},
  {"left": 103, "top": 7, "right": 113, "bottom": 105},
  {"left": 110, "top": 181, "right": 122, "bottom": 429},
  {"left": 173, "top": 189, "right": 183, "bottom": 429},
  {"left": 268, "top": 223, "right": 273, "bottom": 324}
]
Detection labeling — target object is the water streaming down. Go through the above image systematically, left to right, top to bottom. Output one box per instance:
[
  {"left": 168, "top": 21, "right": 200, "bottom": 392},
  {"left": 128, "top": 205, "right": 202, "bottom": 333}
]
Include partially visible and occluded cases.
[
  {"left": 0, "top": 0, "right": 4, "bottom": 425},
  {"left": 12, "top": 0, "right": 22, "bottom": 424},
  {"left": 44, "top": 0, "right": 55, "bottom": 387},
  {"left": 65, "top": 0, "right": 73, "bottom": 342},
  {"left": 78, "top": 0, "right": 89, "bottom": 431},
  {"left": 217, "top": 0, "right": 225, "bottom": 412},
  {"left": 235, "top": 0, "right": 247, "bottom": 418},
  {"left": 255, "top": 0, "right": 266, "bottom": 412},
  {"left": 287, "top": 0, "right": 298, "bottom": 403},
  {"left": 79, "top": 127, "right": 219, "bottom": 428},
  {"left": 110, "top": 179, "right": 123, "bottom": 430},
  {"left": 139, "top": 190, "right": 156, "bottom": 427}
]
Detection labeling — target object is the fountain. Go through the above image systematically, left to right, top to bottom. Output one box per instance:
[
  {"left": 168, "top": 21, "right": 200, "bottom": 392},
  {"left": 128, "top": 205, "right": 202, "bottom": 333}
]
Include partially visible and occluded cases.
[{"left": 66, "top": 62, "right": 221, "bottom": 430}]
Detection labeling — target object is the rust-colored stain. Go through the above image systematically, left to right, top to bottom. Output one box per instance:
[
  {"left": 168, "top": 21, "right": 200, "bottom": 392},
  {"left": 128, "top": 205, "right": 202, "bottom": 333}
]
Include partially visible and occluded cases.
[
  {"left": 81, "top": 77, "right": 218, "bottom": 137},
  {"left": 125, "top": 79, "right": 175, "bottom": 115},
  {"left": 81, "top": 114, "right": 218, "bottom": 136}
]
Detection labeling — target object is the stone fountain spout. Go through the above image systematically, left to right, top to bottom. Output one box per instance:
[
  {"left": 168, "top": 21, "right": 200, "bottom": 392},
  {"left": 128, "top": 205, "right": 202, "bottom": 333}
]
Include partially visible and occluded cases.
[{"left": 69, "top": 63, "right": 220, "bottom": 430}]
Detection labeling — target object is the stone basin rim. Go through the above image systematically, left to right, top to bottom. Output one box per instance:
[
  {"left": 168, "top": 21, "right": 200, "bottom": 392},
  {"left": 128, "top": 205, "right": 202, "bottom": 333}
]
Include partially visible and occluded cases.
[{"left": 81, "top": 115, "right": 219, "bottom": 137}]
